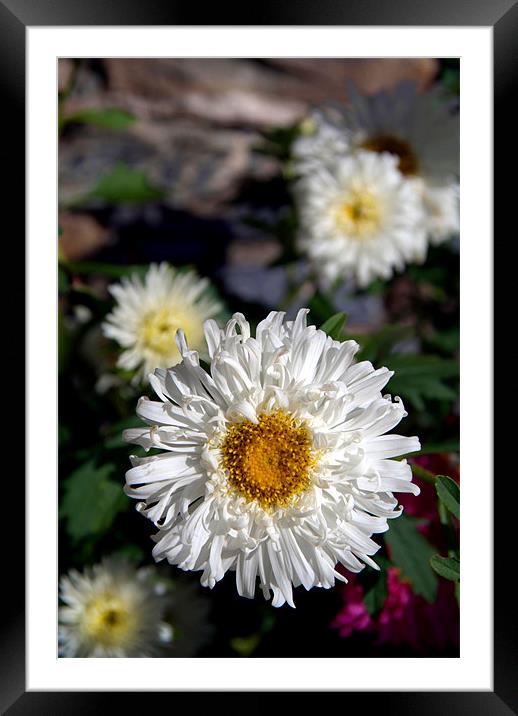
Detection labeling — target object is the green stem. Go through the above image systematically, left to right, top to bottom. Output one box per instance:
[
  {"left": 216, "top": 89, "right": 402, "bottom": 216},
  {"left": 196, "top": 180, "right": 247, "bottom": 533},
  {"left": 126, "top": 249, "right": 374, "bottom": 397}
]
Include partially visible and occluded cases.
[{"left": 410, "top": 463, "right": 436, "bottom": 484}]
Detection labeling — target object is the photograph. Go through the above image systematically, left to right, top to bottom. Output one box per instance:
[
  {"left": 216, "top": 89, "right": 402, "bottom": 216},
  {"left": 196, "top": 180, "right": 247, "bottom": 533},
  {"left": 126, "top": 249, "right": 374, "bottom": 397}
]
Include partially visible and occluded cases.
[{"left": 57, "top": 57, "right": 461, "bottom": 659}]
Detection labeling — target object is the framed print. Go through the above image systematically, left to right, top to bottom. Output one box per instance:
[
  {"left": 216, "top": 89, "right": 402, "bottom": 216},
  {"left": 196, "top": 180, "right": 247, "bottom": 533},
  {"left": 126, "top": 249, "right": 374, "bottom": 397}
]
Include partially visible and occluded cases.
[{"left": 2, "top": 0, "right": 510, "bottom": 711}]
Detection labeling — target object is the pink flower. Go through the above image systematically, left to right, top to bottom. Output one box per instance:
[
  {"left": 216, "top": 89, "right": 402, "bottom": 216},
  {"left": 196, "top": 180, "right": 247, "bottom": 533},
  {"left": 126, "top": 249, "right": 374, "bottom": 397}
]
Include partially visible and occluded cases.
[
  {"left": 332, "top": 452, "right": 460, "bottom": 651},
  {"left": 377, "top": 567, "right": 459, "bottom": 652},
  {"left": 331, "top": 579, "right": 372, "bottom": 638}
]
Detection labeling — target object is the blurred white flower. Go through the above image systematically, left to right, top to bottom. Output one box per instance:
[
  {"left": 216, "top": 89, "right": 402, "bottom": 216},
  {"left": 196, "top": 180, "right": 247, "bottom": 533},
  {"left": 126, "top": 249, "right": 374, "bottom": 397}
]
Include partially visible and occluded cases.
[
  {"left": 339, "top": 81, "right": 459, "bottom": 186},
  {"left": 292, "top": 83, "right": 460, "bottom": 250},
  {"left": 292, "top": 109, "right": 350, "bottom": 175},
  {"left": 295, "top": 150, "right": 427, "bottom": 287},
  {"left": 419, "top": 180, "right": 460, "bottom": 245},
  {"left": 102, "top": 263, "right": 221, "bottom": 383},
  {"left": 124, "top": 309, "right": 420, "bottom": 608},
  {"left": 59, "top": 557, "right": 212, "bottom": 657},
  {"left": 59, "top": 557, "right": 171, "bottom": 657}
]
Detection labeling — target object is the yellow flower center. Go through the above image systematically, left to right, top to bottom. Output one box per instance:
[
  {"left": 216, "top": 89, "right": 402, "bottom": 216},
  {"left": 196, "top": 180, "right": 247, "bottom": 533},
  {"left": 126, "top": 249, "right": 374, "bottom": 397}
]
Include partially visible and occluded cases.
[
  {"left": 362, "top": 134, "right": 419, "bottom": 176},
  {"left": 334, "top": 188, "right": 381, "bottom": 239},
  {"left": 139, "top": 305, "right": 204, "bottom": 364},
  {"left": 221, "top": 411, "right": 314, "bottom": 510},
  {"left": 81, "top": 592, "right": 137, "bottom": 649}
]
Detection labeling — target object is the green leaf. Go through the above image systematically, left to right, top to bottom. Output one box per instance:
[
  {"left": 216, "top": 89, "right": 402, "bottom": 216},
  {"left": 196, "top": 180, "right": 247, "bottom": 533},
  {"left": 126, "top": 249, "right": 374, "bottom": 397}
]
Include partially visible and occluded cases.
[
  {"left": 442, "top": 67, "right": 460, "bottom": 96},
  {"left": 65, "top": 107, "right": 136, "bottom": 130},
  {"left": 88, "top": 163, "right": 165, "bottom": 204},
  {"left": 63, "top": 260, "right": 149, "bottom": 280},
  {"left": 58, "top": 265, "right": 70, "bottom": 294},
  {"left": 308, "top": 292, "right": 336, "bottom": 325},
  {"left": 58, "top": 307, "right": 71, "bottom": 374},
  {"left": 320, "top": 312, "right": 348, "bottom": 341},
  {"left": 352, "top": 324, "right": 415, "bottom": 363},
  {"left": 386, "top": 354, "right": 459, "bottom": 409},
  {"left": 387, "top": 354, "right": 459, "bottom": 379},
  {"left": 103, "top": 415, "right": 144, "bottom": 450},
  {"left": 406, "top": 440, "right": 460, "bottom": 458},
  {"left": 60, "top": 460, "right": 127, "bottom": 542},
  {"left": 435, "top": 475, "right": 460, "bottom": 519},
  {"left": 384, "top": 514, "right": 438, "bottom": 603},
  {"left": 112, "top": 544, "right": 145, "bottom": 562},
  {"left": 430, "top": 554, "right": 460, "bottom": 582},
  {"left": 363, "top": 555, "right": 390, "bottom": 616}
]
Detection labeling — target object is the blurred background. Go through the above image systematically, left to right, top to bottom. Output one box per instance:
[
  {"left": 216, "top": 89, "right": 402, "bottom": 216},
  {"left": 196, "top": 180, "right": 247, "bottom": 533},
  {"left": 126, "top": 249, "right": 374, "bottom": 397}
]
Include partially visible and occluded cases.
[{"left": 58, "top": 58, "right": 460, "bottom": 658}]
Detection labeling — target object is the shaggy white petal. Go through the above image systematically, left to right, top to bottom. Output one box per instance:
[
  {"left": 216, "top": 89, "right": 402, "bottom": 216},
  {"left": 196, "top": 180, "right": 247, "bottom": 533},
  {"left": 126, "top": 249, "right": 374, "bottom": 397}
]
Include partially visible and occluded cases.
[{"left": 125, "top": 310, "right": 421, "bottom": 607}]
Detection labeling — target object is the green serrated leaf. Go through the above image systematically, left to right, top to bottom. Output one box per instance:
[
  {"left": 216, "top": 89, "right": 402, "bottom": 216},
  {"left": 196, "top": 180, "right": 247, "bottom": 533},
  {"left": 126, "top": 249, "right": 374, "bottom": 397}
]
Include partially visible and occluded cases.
[
  {"left": 65, "top": 107, "right": 136, "bottom": 130},
  {"left": 88, "top": 163, "right": 164, "bottom": 205},
  {"left": 320, "top": 312, "right": 348, "bottom": 341},
  {"left": 60, "top": 460, "right": 127, "bottom": 542},
  {"left": 435, "top": 475, "right": 460, "bottom": 519},
  {"left": 384, "top": 514, "right": 438, "bottom": 603},
  {"left": 430, "top": 554, "right": 460, "bottom": 581}
]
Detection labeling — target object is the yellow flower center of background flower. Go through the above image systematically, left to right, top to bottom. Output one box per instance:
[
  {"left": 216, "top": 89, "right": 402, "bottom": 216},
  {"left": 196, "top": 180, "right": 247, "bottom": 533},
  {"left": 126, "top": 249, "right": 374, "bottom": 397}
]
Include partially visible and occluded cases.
[
  {"left": 362, "top": 134, "right": 419, "bottom": 176},
  {"left": 334, "top": 189, "right": 381, "bottom": 238},
  {"left": 139, "top": 305, "right": 204, "bottom": 363},
  {"left": 221, "top": 411, "right": 314, "bottom": 510},
  {"left": 81, "top": 592, "right": 137, "bottom": 649}
]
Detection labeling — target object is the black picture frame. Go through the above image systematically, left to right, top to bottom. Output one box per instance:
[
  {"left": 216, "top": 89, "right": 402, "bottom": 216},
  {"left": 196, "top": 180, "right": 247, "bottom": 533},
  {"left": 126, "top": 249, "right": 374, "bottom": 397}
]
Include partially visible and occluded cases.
[{"left": 3, "top": 0, "right": 507, "bottom": 712}]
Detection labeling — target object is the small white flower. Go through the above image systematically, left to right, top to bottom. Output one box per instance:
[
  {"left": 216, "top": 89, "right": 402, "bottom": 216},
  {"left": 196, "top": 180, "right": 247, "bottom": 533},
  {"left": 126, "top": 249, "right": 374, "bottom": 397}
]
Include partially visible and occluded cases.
[
  {"left": 292, "top": 109, "right": 350, "bottom": 175},
  {"left": 296, "top": 150, "right": 427, "bottom": 287},
  {"left": 102, "top": 263, "right": 222, "bottom": 383},
  {"left": 124, "top": 309, "right": 420, "bottom": 608},
  {"left": 59, "top": 557, "right": 212, "bottom": 657},
  {"left": 59, "top": 557, "right": 173, "bottom": 657}
]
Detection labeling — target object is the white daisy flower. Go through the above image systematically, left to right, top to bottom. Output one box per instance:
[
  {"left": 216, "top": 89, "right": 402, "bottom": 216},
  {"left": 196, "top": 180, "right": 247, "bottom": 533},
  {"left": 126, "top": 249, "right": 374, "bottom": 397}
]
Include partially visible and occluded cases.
[
  {"left": 339, "top": 81, "right": 459, "bottom": 186},
  {"left": 295, "top": 150, "right": 427, "bottom": 288},
  {"left": 102, "top": 263, "right": 222, "bottom": 383},
  {"left": 124, "top": 309, "right": 420, "bottom": 608},
  {"left": 58, "top": 557, "right": 174, "bottom": 657},
  {"left": 59, "top": 557, "right": 212, "bottom": 657}
]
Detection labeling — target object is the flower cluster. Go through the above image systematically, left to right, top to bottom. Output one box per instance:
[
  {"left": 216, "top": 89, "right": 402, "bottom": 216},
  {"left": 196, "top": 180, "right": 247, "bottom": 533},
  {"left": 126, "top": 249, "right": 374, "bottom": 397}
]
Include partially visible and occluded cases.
[
  {"left": 58, "top": 60, "right": 460, "bottom": 659},
  {"left": 292, "top": 82, "right": 459, "bottom": 287}
]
